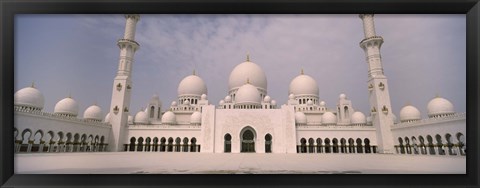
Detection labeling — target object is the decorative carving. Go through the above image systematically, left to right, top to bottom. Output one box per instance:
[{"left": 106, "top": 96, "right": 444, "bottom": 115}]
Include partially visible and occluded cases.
[
  {"left": 378, "top": 82, "right": 385, "bottom": 90},
  {"left": 116, "top": 83, "right": 122, "bottom": 91},
  {"left": 368, "top": 84, "right": 374, "bottom": 91},
  {"left": 127, "top": 85, "right": 131, "bottom": 90},
  {"left": 382, "top": 105, "right": 388, "bottom": 114},
  {"left": 113, "top": 106, "right": 119, "bottom": 114},
  {"left": 124, "top": 107, "right": 129, "bottom": 112},
  {"left": 371, "top": 107, "right": 377, "bottom": 113}
]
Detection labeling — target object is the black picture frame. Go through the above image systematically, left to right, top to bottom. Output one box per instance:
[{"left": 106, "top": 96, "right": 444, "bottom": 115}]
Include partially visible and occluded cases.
[{"left": 1, "top": 0, "right": 478, "bottom": 187}]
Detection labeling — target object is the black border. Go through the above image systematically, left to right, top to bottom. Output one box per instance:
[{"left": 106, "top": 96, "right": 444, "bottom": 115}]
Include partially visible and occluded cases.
[{"left": 1, "top": 0, "right": 479, "bottom": 187}]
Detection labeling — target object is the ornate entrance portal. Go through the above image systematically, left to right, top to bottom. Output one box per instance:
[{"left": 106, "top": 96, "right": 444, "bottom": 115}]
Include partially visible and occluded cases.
[{"left": 241, "top": 128, "right": 255, "bottom": 153}]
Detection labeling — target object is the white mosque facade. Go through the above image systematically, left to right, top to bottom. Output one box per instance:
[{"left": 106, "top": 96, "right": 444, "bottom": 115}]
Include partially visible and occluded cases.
[{"left": 13, "top": 14, "right": 466, "bottom": 156}]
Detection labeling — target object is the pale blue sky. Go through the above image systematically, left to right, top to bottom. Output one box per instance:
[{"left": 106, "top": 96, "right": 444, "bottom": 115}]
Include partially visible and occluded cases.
[{"left": 15, "top": 14, "right": 466, "bottom": 119}]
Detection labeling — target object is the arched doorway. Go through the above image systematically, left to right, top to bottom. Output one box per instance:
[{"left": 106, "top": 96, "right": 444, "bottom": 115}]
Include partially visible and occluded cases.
[{"left": 240, "top": 127, "right": 256, "bottom": 153}]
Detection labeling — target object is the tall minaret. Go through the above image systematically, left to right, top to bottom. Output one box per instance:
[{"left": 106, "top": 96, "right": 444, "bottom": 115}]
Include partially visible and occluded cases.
[
  {"left": 108, "top": 14, "right": 140, "bottom": 151},
  {"left": 359, "top": 14, "right": 394, "bottom": 154}
]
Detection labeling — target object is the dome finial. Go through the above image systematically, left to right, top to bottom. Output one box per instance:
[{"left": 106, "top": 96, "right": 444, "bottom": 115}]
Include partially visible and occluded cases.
[
  {"left": 246, "top": 53, "right": 250, "bottom": 62},
  {"left": 301, "top": 68, "right": 304, "bottom": 75},
  {"left": 193, "top": 69, "right": 196, "bottom": 75},
  {"left": 246, "top": 78, "right": 250, "bottom": 84},
  {"left": 31, "top": 81, "right": 35, "bottom": 88},
  {"left": 68, "top": 92, "right": 72, "bottom": 98},
  {"left": 435, "top": 93, "right": 440, "bottom": 98}
]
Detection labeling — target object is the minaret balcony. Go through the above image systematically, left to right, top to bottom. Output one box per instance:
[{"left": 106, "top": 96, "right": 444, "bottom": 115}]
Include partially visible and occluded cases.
[
  {"left": 359, "top": 36, "right": 384, "bottom": 49},
  {"left": 117, "top": 38, "right": 140, "bottom": 49}
]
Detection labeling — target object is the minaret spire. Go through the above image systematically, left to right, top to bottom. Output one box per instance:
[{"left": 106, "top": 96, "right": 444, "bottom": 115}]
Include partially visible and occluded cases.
[
  {"left": 109, "top": 14, "right": 140, "bottom": 152},
  {"left": 359, "top": 14, "right": 394, "bottom": 154}
]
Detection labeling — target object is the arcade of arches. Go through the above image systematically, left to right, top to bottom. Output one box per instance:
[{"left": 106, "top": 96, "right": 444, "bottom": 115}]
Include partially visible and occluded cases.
[
  {"left": 395, "top": 132, "right": 466, "bottom": 156},
  {"left": 124, "top": 136, "right": 200, "bottom": 152},
  {"left": 297, "top": 137, "right": 376, "bottom": 154}
]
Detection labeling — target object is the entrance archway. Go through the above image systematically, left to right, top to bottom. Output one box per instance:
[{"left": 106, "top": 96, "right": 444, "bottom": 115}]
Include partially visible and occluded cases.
[{"left": 240, "top": 127, "right": 256, "bottom": 153}]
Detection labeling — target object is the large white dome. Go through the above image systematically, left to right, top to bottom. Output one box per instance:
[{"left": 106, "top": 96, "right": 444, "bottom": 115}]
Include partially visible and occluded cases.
[
  {"left": 228, "top": 60, "right": 267, "bottom": 91},
  {"left": 177, "top": 74, "right": 207, "bottom": 96},
  {"left": 289, "top": 74, "right": 319, "bottom": 97},
  {"left": 235, "top": 83, "right": 262, "bottom": 105},
  {"left": 14, "top": 86, "right": 45, "bottom": 110},
  {"left": 54, "top": 97, "right": 79, "bottom": 117},
  {"left": 427, "top": 97, "right": 454, "bottom": 117},
  {"left": 83, "top": 105, "right": 103, "bottom": 121},
  {"left": 399, "top": 105, "right": 421, "bottom": 122},
  {"left": 134, "top": 111, "right": 148, "bottom": 124},
  {"left": 162, "top": 111, "right": 176, "bottom": 124},
  {"left": 190, "top": 111, "right": 202, "bottom": 124},
  {"left": 351, "top": 111, "right": 366, "bottom": 124},
  {"left": 295, "top": 112, "right": 307, "bottom": 124},
  {"left": 322, "top": 112, "right": 337, "bottom": 125},
  {"left": 104, "top": 113, "right": 111, "bottom": 123}
]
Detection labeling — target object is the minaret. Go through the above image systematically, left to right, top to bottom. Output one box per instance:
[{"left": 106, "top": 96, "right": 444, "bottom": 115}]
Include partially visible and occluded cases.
[
  {"left": 108, "top": 14, "right": 140, "bottom": 151},
  {"left": 359, "top": 14, "right": 394, "bottom": 154}
]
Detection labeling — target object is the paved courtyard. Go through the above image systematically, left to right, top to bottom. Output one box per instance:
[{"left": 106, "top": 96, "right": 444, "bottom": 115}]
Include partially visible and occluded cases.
[{"left": 15, "top": 152, "right": 465, "bottom": 174}]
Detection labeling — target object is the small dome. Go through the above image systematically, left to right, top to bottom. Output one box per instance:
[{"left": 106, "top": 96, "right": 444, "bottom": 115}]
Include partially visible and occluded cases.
[
  {"left": 229, "top": 60, "right": 268, "bottom": 91},
  {"left": 177, "top": 74, "right": 207, "bottom": 96},
  {"left": 289, "top": 74, "right": 319, "bottom": 97},
  {"left": 235, "top": 83, "right": 262, "bottom": 105},
  {"left": 14, "top": 86, "right": 45, "bottom": 110},
  {"left": 289, "top": 93, "right": 295, "bottom": 100},
  {"left": 339, "top": 93, "right": 347, "bottom": 99},
  {"left": 201, "top": 94, "right": 207, "bottom": 100},
  {"left": 264, "top": 95, "right": 271, "bottom": 103},
  {"left": 224, "top": 96, "right": 232, "bottom": 102},
  {"left": 54, "top": 97, "right": 79, "bottom": 117},
  {"left": 427, "top": 97, "right": 455, "bottom": 117},
  {"left": 184, "top": 99, "right": 190, "bottom": 105},
  {"left": 219, "top": 100, "right": 225, "bottom": 105},
  {"left": 271, "top": 100, "right": 277, "bottom": 106},
  {"left": 307, "top": 100, "right": 313, "bottom": 105},
  {"left": 171, "top": 101, "right": 177, "bottom": 107},
  {"left": 319, "top": 101, "right": 326, "bottom": 106},
  {"left": 83, "top": 105, "right": 103, "bottom": 121},
  {"left": 400, "top": 105, "right": 421, "bottom": 122},
  {"left": 134, "top": 111, "right": 148, "bottom": 124},
  {"left": 161, "top": 111, "right": 176, "bottom": 124},
  {"left": 190, "top": 111, "right": 202, "bottom": 124},
  {"left": 351, "top": 111, "right": 366, "bottom": 124},
  {"left": 295, "top": 112, "right": 307, "bottom": 124},
  {"left": 322, "top": 112, "right": 337, "bottom": 125},
  {"left": 104, "top": 113, "right": 111, "bottom": 123},
  {"left": 128, "top": 115, "right": 133, "bottom": 124}
]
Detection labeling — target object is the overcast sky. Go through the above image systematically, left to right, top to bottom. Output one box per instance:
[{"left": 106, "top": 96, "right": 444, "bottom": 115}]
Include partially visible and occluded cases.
[{"left": 15, "top": 14, "right": 466, "bottom": 120}]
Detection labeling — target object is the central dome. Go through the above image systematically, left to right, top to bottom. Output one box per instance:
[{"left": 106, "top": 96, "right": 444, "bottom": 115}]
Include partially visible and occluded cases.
[
  {"left": 228, "top": 60, "right": 267, "bottom": 91},
  {"left": 289, "top": 73, "right": 319, "bottom": 97},
  {"left": 177, "top": 74, "right": 207, "bottom": 96},
  {"left": 235, "top": 83, "right": 262, "bottom": 105}
]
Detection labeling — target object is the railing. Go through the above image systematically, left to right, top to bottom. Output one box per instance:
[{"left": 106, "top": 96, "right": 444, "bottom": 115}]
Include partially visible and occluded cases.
[{"left": 393, "top": 113, "right": 466, "bottom": 129}]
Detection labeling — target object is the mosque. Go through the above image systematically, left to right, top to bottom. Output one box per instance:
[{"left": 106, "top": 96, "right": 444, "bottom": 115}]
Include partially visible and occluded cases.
[{"left": 13, "top": 14, "right": 466, "bottom": 156}]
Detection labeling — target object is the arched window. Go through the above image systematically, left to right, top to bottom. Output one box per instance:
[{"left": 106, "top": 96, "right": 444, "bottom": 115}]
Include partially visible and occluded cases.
[
  {"left": 150, "top": 106, "right": 155, "bottom": 118},
  {"left": 344, "top": 106, "right": 349, "bottom": 119},
  {"left": 157, "top": 107, "right": 161, "bottom": 119},
  {"left": 241, "top": 128, "right": 255, "bottom": 153},
  {"left": 32, "top": 130, "right": 44, "bottom": 152},
  {"left": 456, "top": 133, "right": 465, "bottom": 155},
  {"left": 224, "top": 134, "right": 232, "bottom": 153},
  {"left": 265, "top": 134, "right": 272, "bottom": 153},
  {"left": 435, "top": 134, "right": 445, "bottom": 155},
  {"left": 445, "top": 134, "right": 454, "bottom": 155},
  {"left": 426, "top": 135, "right": 435, "bottom": 155},
  {"left": 419, "top": 136, "right": 426, "bottom": 154},
  {"left": 129, "top": 137, "right": 136, "bottom": 151},
  {"left": 137, "top": 137, "right": 144, "bottom": 152},
  {"left": 145, "top": 137, "right": 151, "bottom": 152},
  {"left": 153, "top": 137, "right": 159, "bottom": 152},
  {"left": 160, "top": 137, "right": 166, "bottom": 152},
  {"left": 167, "top": 137, "right": 173, "bottom": 152},
  {"left": 175, "top": 137, "right": 181, "bottom": 152},
  {"left": 183, "top": 137, "right": 189, "bottom": 152},
  {"left": 190, "top": 137, "right": 197, "bottom": 152},
  {"left": 398, "top": 137, "right": 405, "bottom": 154},
  {"left": 404, "top": 137, "right": 411, "bottom": 154},
  {"left": 300, "top": 138, "right": 307, "bottom": 153},
  {"left": 308, "top": 138, "right": 315, "bottom": 153},
  {"left": 316, "top": 138, "right": 322, "bottom": 153},
  {"left": 324, "top": 138, "right": 331, "bottom": 153},
  {"left": 332, "top": 138, "right": 339, "bottom": 153},
  {"left": 340, "top": 138, "right": 347, "bottom": 153},
  {"left": 348, "top": 138, "right": 355, "bottom": 153},
  {"left": 356, "top": 138, "right": 363, "bottom": 153},
  {"left": 364, "top": 138, "right": 371, "bottom": 153}
]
